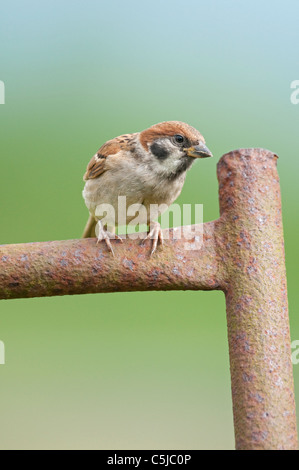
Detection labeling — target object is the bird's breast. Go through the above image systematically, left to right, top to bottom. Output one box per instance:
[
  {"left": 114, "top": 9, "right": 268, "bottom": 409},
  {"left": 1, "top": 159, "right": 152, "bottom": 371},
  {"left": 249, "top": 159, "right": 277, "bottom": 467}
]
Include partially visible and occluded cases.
[{"left": 82, "top": 160, "right": 186, "bottom": 225}]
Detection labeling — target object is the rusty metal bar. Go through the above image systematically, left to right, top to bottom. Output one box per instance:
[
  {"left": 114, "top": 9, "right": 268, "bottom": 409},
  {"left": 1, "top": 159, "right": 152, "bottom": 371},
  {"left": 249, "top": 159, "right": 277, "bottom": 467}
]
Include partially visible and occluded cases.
[
  {"left": 0, "top": 148, "right": 297, "bottom": 450},
  {"left": 217, "top": 149, "right": 297, "bottom": 450},
  {"left": 0, "top": 222, "right": 223, "bottom": 299}
]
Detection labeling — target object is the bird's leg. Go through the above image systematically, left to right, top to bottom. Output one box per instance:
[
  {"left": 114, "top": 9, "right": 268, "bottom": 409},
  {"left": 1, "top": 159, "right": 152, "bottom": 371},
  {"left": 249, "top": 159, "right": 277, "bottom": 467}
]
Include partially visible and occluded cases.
[
  {"left": 96, "top": 221, "right": 123, "bottom": 256},
  {"left": 141, "top": 221, "right": 163, "bottom": 256}
]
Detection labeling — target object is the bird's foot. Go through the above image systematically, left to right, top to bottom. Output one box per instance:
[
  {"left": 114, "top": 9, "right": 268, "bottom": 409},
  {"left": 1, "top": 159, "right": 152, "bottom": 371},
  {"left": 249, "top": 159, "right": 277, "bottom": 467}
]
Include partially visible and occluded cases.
[
  {"left": 141, "top": 221, "right": 163, "bottom": 256},
  {"left": 96, "top": 223, "right": 123, "bottom": 256}
]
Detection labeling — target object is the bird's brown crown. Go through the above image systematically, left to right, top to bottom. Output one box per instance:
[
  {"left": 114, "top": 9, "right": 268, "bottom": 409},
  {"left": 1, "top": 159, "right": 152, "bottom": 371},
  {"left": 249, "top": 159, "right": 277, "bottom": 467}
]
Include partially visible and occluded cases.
[{"left": 139, "top": 121, "right": 204, "bottom": 150}]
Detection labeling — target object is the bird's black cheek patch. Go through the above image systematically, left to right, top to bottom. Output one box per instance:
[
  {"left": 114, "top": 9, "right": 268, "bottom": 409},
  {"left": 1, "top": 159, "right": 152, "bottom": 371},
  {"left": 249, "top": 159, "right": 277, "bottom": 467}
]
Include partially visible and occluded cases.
[{"left": 150, "top": 142, "right": 170, "bottom": 160}]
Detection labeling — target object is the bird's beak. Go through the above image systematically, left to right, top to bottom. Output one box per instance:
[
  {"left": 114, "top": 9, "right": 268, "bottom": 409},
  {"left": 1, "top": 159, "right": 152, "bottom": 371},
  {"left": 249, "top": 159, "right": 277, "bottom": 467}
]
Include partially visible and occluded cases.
[{"left": 185, "top": 143, "right": 213, "bottom": 158}]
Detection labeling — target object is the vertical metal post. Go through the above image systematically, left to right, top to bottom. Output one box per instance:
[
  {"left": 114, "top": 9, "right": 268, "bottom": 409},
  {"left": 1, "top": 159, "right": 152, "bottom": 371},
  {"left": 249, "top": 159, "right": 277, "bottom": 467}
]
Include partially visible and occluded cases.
[{"left": 217, "top": 148, "right": 298, "bottom": 449}]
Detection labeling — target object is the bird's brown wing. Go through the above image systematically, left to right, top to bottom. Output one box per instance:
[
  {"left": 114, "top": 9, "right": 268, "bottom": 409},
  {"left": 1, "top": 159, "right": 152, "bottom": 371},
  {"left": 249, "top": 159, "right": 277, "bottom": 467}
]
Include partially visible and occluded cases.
[{"left": 83, "top": 134, "right": 136, "bottom": 181}]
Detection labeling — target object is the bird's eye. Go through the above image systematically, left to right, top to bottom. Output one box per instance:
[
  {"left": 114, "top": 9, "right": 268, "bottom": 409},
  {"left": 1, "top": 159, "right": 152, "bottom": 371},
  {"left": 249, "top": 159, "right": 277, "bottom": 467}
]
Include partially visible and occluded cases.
[{"left": 174, "top": 134, "right": 185, "bottom": 144}]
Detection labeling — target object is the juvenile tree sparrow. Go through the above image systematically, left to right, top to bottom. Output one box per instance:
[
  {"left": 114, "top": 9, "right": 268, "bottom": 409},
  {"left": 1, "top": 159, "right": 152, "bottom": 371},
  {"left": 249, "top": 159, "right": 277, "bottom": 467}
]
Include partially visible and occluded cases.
[{"left": 82, "top": 121, "right": 212, "bottom": 255}]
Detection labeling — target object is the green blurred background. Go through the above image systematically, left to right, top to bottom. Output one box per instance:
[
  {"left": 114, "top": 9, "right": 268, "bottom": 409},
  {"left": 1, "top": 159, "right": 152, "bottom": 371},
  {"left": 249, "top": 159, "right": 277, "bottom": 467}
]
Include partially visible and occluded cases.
[{"left": 1, "top": 0, "right": 299, "bottom": 450}]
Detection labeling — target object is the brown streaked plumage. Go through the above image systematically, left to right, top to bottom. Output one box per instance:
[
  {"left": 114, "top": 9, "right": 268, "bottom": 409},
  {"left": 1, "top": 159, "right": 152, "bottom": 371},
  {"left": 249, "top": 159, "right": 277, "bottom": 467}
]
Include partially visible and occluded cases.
[
  {"left": 82, "top": 121, "right": 213, "bottom": 255},
  {"left": 84, "top": 134, "right": 137, "bottom": 180}
]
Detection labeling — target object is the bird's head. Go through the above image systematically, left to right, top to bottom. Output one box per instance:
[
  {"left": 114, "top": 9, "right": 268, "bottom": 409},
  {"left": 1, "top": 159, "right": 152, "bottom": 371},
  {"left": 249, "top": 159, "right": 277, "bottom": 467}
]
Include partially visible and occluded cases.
[{"left": 139, "top": 121, "right": 213, "bottom": 179}]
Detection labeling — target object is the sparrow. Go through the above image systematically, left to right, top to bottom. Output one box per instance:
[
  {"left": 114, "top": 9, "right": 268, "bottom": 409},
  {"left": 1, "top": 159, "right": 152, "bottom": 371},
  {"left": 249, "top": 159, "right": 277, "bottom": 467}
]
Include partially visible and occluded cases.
[{"left": 82, "top": 121, "right": 212, "bottom": 255}]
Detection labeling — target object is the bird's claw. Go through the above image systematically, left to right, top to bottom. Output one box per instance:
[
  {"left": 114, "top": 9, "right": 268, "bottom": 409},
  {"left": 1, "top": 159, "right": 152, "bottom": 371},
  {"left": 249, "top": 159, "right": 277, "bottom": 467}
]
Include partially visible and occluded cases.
[
  {"left": 141, "top": 222, "right": 163, "bottom": 256},
  {"left": 96, "top": 224, "right": 123, "bottom": 256}
]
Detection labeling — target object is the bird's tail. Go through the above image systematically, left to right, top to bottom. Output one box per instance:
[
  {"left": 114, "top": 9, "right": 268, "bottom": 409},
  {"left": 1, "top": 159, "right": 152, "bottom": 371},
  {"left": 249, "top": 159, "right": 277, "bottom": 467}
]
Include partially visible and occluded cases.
[{"left": 82, "top": 215, "right": 97, "bottom": 238}]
